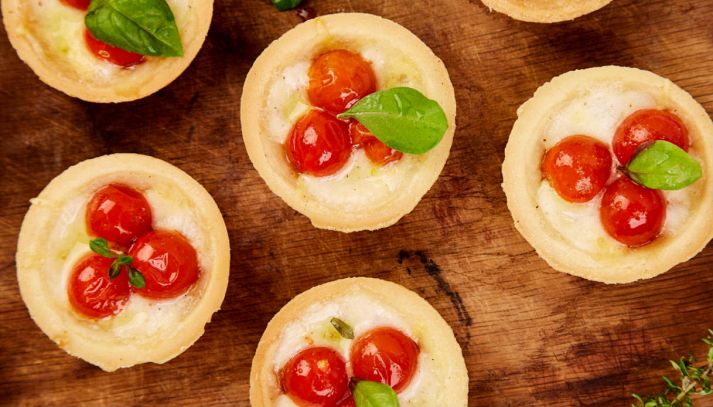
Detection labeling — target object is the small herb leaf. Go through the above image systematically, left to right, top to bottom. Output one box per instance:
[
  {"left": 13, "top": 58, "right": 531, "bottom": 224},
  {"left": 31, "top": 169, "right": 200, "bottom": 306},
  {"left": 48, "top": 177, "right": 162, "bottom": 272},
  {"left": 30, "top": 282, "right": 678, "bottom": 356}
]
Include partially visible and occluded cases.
[
  {"left": 85, "top": 0, "right": 183, "bottom": 57},
  {"left": 272, "top": 0, "right": 302, "bottom": 11},
  {"left": 337, "top": 87, "right": 448, "bottom": 154},
  {"left": 626, "top": 141, "right": 702, "bottom": 190},
  {"left": 90, "top": 238, "right": 115, "bottom": 258},
  {"left": 108, "top": 255, "right": 132, "bottom": 280},
  {"left": 127, "top": 266, "right": 146, "bottom": 289},
  {"left": 330, "top": 317, "right": 355, "bottom": 340},
  {"left": 353, "top": 381, "right": 400, "bottom": 407}
]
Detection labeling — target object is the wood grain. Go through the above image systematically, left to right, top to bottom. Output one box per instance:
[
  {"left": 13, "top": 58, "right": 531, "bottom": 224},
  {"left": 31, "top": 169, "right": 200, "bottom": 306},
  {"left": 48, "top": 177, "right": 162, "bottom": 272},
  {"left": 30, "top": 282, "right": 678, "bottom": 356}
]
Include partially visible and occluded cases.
[{"left": 2, "top": 0, "right": 713, "bottom": 405}]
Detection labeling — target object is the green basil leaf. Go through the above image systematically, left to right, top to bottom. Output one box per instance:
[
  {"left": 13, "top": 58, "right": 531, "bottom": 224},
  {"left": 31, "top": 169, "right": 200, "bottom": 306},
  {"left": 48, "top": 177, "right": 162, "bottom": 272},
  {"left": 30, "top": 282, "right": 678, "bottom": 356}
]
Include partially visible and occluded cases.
[
  {"left": 85, "top": 0, "right": 183, "bottom": 57},
  {"left": 272, "top": 0, "right": 302, "bottom": 11},
  {"left": 337, "top": 87, "right": 448, "bottom": 154},
  {"left": 626, "top": 141, "right": 702, "bottom": 190},
  {"left": 89, "top": 238, "right": 115, "bottom": 258},
  {"left": 127, "top": 266, "right": 146, "bottom": 288},
  {"left": 330, "top": 317, "right": 354, "bottom": 339},
  {"left": 353, "top": 381, "right": 400, "bottom": 407}
]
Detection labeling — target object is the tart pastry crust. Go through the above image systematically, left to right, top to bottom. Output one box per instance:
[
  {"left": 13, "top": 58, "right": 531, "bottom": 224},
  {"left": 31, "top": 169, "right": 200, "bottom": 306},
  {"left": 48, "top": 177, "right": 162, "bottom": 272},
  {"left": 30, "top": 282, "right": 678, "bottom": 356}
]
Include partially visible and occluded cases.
[
  {"left": 1, "top": 0, "right": 213, "bottom": 102},
  {"left": 481, "top": 0, "right": 613, "bottom": 23},
  {"left": 240, "top": 13, "right": 456, "bottom": 232},
  {"left": 502, "top": 66, "right": 713, "bottom": 284},
  {"left": 16, "top": 154, "right": 230, "bottom": 371},
  {"left": 250, "top": 277, "right": 468, "bottom": 406}
]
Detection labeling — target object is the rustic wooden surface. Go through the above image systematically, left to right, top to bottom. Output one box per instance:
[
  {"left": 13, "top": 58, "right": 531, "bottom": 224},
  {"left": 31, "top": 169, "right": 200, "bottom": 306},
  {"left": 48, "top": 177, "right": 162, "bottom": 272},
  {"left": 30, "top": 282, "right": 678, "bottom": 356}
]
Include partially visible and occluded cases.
[{"left": 2, "top": 0, "right": 713, "bottom": 405}]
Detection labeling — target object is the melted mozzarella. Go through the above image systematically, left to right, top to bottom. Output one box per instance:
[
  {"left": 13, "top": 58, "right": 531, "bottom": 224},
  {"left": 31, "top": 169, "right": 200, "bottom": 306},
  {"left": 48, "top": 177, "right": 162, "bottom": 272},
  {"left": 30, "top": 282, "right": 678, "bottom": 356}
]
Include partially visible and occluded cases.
[
  {"left": 265, "top": 48, "right": 427, "bottom": 210},
  {"left": 538, "top": 84, "right": 694, "bottom": 252},
  {"left": 45, "top": 184, "right": 208, "bottom": 339},
  {"left": 272, "top": 293, "right": 434, "bottom": 405}
]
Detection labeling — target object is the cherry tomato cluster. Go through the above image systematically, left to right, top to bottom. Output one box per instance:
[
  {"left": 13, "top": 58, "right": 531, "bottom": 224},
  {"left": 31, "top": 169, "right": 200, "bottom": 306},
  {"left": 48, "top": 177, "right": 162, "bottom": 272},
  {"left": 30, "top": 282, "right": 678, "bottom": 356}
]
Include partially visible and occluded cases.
[
  {"left": 60, "top": 0, "right": 145, "bottom": 68},
  {"left": 286, "top": 49, "right": 402, "bottom": 177},
  {"left": 541, "top": 109, "right": 689, "bottom": 247},
  {"left": 68, "top": 184, "right": 200, "bottom": 318},
  {"left": 281, "top": 327, "right": 419, "bottom": 406}
]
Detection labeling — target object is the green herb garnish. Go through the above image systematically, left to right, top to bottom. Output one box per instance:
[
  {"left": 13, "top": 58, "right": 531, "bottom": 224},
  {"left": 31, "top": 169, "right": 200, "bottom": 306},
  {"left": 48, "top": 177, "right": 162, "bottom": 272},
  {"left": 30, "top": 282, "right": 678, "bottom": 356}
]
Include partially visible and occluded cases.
[
  {"left": 85, "top": 0, "right": 183, "bottom": 57},
  {"left": 272, "top": 0, "right": 302, "bottom": 11},
  {"left": 337, "top": 87, "right": 448, "bottom": 154},
  {"left": 626, "top": 140, "right": 702, "bottom": 190},
  {"left": 89, "top": 238, "right": 145, "bottom": 288},
  {"left": 330, "top": 317, "right": 354, "bottom": 339},
  {"left": 632, "top": 329, "right": 713, "bottom": 406},
  {"left": 353, "top": 380, "right": 400, "bottom": 407}
]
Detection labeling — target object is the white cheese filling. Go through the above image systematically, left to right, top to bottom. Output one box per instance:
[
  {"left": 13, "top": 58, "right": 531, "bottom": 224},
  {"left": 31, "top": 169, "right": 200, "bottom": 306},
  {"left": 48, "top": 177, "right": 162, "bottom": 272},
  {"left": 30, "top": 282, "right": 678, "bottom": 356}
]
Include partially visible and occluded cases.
[
  {"left": 265, "top": 48, "right": 428, "bottom": 211},
  {"left": 538, "top": 84, "right": 695, "bottom": 252},
  {"left": 43, "top": 183, "right": 210, "bottom": 341},
  {"left": 271, "top": 293, "right": 434, "bottom": 406}
]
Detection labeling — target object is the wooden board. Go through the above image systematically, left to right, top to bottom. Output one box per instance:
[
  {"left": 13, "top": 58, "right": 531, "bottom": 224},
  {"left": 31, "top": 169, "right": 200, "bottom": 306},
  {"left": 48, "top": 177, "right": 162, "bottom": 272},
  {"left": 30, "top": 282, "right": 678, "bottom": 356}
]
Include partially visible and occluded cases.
[{"left": 1, "top": 0, "right": 713, "bottom": 405}]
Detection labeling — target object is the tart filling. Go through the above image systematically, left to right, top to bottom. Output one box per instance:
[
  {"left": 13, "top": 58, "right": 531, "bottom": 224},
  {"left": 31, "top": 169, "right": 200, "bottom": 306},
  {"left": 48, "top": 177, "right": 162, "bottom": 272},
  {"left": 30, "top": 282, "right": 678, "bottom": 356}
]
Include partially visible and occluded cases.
[
  {"left": 2, "top": 0, "right": 213, "bottom": 102},
  {"left": 480, "top": 0, "right": 614, "bottom": 23},
  {"left": 241, "top": 13, "right": 456, "bottom": 232},
  {"left": 502, "top": 66, "right": 713, "bottom": 283},
  {"left": 16, "top": 154, "right": 230, "bottom": 371},
  {"left": 250, "top": 278, "right": 468, "bottom": 406}
]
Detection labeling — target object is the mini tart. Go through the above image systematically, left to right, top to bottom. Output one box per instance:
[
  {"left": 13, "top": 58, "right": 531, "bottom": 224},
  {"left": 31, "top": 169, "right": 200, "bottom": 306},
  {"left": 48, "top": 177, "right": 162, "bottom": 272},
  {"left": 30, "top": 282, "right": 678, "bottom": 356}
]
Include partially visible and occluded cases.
[
  {"left": 2, "top": 0, "right": 213, "bottom": 102},
  {"left": 481, "top": 0, "right": 613, "bottom": 23},
  {"left": 240, "top": 13, "right": 456, "bottom": 232},
  {"left": 502, "top": 66, "right": 713, "bottom": 284},
  {"left": 16, "top": 154, "right": 230, "bottom": 371},
  {"left": 250, "top": 277, "right": 468, "bottom": 406}
]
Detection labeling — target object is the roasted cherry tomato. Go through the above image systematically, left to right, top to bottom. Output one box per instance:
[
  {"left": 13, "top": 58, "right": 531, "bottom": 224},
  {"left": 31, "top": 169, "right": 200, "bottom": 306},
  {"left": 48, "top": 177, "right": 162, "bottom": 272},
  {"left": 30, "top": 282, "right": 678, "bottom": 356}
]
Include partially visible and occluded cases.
[
  {"left": 60, "top": 0, "right": 90, "bottom": 10},
  {"left": 84, "top": 30, "right": 145, "bottom": 68},
  {"left": 308, "top": 50, "right": 377, "bottom": 114},
  {"left": 613, "top": 109, "right": 689, "bottom": 165},
  {"left": 286, "top": 110, "right": 352, "bottom": 177},
  {"left": 349, "top": 121, "right": 402, "bottom": 165},
  {"left": 541, "top": 135, "right": 613, "bottom": 203},
  {"left": 600, "top": 177, "right": 666, "bottom": 247},
  {"left": 86, "top": 184, "right": 153, "bottom": 248},
  {"left": 128, "top": 230, "right": 200, "bottom": 299},
  {"left": 68, "top": 254, "right": 131, "bottom": 318},
  {"left": 350, "top": 327, "right": 420, "bottom": 393},
  {"left": 281, "top": 347, "right": 350, "bottom": 407},
  {"left": 336, "top": 396, "right": 356, "bottom": 407}
]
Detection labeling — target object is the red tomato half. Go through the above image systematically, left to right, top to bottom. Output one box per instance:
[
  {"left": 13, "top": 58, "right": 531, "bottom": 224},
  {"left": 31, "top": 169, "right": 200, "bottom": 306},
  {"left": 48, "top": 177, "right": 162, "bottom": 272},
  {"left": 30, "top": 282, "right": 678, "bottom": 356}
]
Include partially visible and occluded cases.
[
  {"left": 60, "top": 0, "right": 90, "bottom": 10},
  {"left": 84, "top": 30, "right": 145, "bottom": 68},
  {"left": 308, "top": 50, "right": 377, "bottom": 114},
  {"left": 613, "top": 109, "right": 689, "bottom": 165},
  {"left": 286, "top": 110, "right": 352, "bottom": 177},
  {"left": 349, "top": 121, "right": 402, "bottom": 166},
  {"left": 541, "top": 135, "right": 613, "bottom": 203},
  {"left": 600, "top": 177, "right": 666, "bottom": 247},
  {"left": 86, "top": 184, "right": 153, "bottom": 248},
  {"left": 128, "top": 230, "right": 200, "bottom": 299},
  {"left": 68, "top": 254, "right": 131, "bottom": 318},
  {"left": 350, "top": 327, "right": 420, "bottom": 393},
  {"left": 281, "top": 347, "right": 350, "bottom": 407}
]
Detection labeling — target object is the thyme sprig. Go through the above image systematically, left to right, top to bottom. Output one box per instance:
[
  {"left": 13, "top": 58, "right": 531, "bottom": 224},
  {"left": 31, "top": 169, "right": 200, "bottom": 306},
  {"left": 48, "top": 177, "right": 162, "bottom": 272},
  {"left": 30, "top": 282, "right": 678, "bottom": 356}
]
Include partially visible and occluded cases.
[
  {"left": 89, "top": 238, "right": 146, "bottom": 288},
  {"left": 632, "top": 329, "right": 713, "bottom": 407}
]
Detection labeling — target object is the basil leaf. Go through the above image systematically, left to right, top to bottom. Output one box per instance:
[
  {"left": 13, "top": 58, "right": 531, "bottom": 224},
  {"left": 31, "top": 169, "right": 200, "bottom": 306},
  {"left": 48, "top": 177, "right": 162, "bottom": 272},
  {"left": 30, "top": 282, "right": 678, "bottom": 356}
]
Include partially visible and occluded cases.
[
  {"left": 85, "top": 0, "right": 183, "bottom": 57},
  {"left": 272, "top": 0, "right": 302, "bottom": 11},
  {"left": 337, "top": 87, "right": 448, "bottom": 154},
  {"left": 626, "top": 140, "right": 702, "bottom": 190},
  {"left": 89, "top": 238, "right": 115, "bottom": 258},
  {"left": 127, "top": 266, "right": 146, "bottom": 288},
  {"left": 330, "top": 317, "right": 354, "bottom": 339},
  {"left": 353, "top": 381, "right": 400, "bottom": 407}
]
